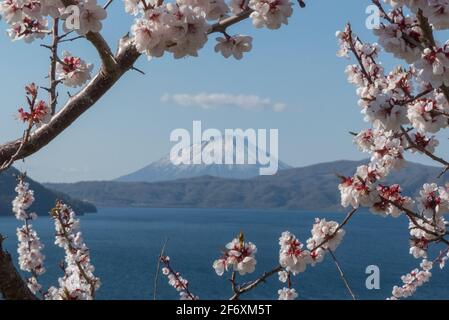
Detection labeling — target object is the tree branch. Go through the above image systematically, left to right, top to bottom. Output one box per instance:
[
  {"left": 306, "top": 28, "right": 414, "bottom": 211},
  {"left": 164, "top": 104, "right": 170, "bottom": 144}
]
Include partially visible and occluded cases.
[
  {"left": 60, "top": 0, "right": 117, "bottom": 73},
  {"left": 0, "top": 8, "right": 258, "bottom": 168},
  {"left": 209, "top": 10, "right": 253, "bottom": 34},
  {"left": 49, "top": 18, "right": 60, "bottom": 115},
  {"left": 0, "top": 38, "right": 140, "bottom": 167},
  {"left": 400, "top": 126, "right": 449, "bottom": 178},
  {"left": 328, "top": 249, "right": 356, "bottom": 300},
  {"left": 229, "top": 265, "right": 283, "bottom": 300}
]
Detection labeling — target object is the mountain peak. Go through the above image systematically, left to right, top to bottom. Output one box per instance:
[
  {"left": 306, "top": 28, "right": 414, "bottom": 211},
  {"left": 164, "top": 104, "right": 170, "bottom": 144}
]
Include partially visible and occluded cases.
[{"left": 116, "top": 138, "right": 292, "bottom": 182}]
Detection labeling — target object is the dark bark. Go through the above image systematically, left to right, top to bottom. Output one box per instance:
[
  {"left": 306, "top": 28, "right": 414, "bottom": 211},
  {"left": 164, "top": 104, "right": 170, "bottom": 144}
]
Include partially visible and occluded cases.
[{"left": 0, "top": 235, "right": 37, "bottom": 300}]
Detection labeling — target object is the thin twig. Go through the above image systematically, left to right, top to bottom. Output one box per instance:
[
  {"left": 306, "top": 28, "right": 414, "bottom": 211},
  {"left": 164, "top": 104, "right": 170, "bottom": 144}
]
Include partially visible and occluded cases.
[
  {"left": 103, "top": 0, "right": 113, "bottom": 9},
  {"left": 49, "top": 18, "right": 60, "bottom": 115},
  {"left": 59, "top": 35, "right": 84, "bottom": 43},
  {"left": 131, "top": 66, "right": 145, "bottom": 75},
  {"left": 0, "top": 119, "right": 34, "bottom": 172},
  {"left": 400, "top": 126, "right": 449, "bottom": 178},
  {"left": 153, "top": 237, "right": 168, "bottom": 300},
  {"left": 328, "top": 249, "right": 356, "bottom": 300},
  {"left": 229, "top": 265, "right": 283, "bottom": 300}
]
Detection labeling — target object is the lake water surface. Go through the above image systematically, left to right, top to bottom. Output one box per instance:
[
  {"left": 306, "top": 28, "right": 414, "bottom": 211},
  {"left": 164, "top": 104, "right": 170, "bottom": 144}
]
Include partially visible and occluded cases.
[{"left": 1, "top": 208, "right": 448, "bottom": 300}]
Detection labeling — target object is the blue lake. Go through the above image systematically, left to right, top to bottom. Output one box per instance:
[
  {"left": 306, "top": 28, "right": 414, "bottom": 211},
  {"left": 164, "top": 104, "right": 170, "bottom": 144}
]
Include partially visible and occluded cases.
[{"left": 1, "top": 208, "right": 448, "bottom": 300}]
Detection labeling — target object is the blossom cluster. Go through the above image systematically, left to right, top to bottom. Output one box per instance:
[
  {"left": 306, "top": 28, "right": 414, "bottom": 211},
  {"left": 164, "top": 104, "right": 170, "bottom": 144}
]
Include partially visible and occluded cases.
[
  {"left": 0, "top": 0, "right": 107, "bottom": 42},
  {"left": 127, "top": 0, "right": 295, "bottom": 60},
  {"left": 384, "top": 0, "right": 449, "bottom": 30},
  {"left": 339, "top": 1, "right": 449, "bottom": 299},
  {"left": 335, "top": 20, "right": 449, "bottom": 220},
  {"left": 56, "top": 51, "right": 93, "bottom": 87},
  {"left": 17, "top": 83, "right": 50, "bottom": 125},
  {"left": 9, "top": 176, "right": 100, "bottom": 300},
  {"left": 12, "top": 177, "right": 46, "bottom": 295},
  {"left": 45, "top": 202, "right": 100, "bottom": 300},
  {"left": 276, "top": 220, "right": 344, "bottom": 299},
  {"left": 212, "top": 222, "right": 345, "bottom": 300},
  {"left": 212, "top": 233, "right": 257, "bottom": 276},
  {"left": 160, "top": 255, "right": 199, "bottom": 300},
  {"left": 390, "top": 259, "right": 433, "bottom": 299}
]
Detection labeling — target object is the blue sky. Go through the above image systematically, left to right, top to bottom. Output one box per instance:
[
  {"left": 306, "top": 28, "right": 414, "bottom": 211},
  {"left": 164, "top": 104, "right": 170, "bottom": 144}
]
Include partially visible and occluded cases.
[{"left": 0, "top": 0, "right": 446, "bottom": 182}]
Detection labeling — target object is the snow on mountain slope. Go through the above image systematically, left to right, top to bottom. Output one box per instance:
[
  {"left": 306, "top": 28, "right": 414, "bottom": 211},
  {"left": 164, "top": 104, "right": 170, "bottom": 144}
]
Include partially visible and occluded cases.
[{"left": 116, "top": 135, "right": 292, "bottom": 182}]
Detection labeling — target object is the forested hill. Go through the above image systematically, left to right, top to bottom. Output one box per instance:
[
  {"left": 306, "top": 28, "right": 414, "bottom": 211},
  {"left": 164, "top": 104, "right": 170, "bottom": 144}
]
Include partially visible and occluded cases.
[
  {"left": 44, "top": 160, "right": 443, "bottom": 211},
  {"left": 0, "top": 167, "right": 97, "bottom": 216}
]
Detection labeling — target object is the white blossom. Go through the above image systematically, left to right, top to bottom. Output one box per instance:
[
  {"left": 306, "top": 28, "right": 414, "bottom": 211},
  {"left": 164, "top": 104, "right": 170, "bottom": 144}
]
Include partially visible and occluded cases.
[
  {"left": 75, "top": 0, "right": 107, "bottom": 35},
  {"left": 249, "top": 0, "right": 293, "bottom": 30},
  {"left": 214, "top": 35, "right": 252, "bottom": 60},
  {"left": 56, "top": 51, "right": 93, "bottom": 88},
  {"left": 12, "top": 178, "right": 46, "bottom": 295},
  {"left": 45, "top": 202, "right": 100, "bottom": 300},
  {"left": 308, "top": 218, "right": 345, "bottom": 251},
  {"left": 279, "top": 231, "right": 311, "bottom": 275},
  {"left": 213, "top": 234, "right": 257, "bottom": 276},
  {"left": 160, "top": 255, "right": 199, "bottom": 300},
  {"left": 278, "top": 287, "right": 298, "bottom": 300}
]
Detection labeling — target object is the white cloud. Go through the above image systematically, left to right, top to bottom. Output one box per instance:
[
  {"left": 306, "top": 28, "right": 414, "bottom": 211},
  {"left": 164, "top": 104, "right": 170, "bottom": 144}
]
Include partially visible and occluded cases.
[{"left": 160, "top": 93, "right": 287, "bottom": 112}]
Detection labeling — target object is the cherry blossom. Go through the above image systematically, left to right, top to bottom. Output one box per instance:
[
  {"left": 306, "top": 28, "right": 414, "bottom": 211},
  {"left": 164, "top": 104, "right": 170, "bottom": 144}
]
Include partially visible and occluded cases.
[
  {"left": 0, "top": 0, "right": 25, "bottom": 23},
  {"left": 0, "top": 0, "right": 313, "bottom": 301},
  {"left": 41, "top": 0, "right": 64, "bottom": 18},
  {"left": 75, "top": 0, "right": 107, "bottom": 35},
  {"left": 123, "top": 0, "right": 140, "bottom": 15},
  {"left": 178, "top": 0, "right": 228, "bottom": 20},
  {"left": 230, "top": 0, "right": 246, "bottom": 14},
  {"left": 249, "top": 0, "right": 293, "bottom": 30},
  {"left": 415, "top": 0, "right": 449, "bottom": 30},
  {"left": 338, "top": 2, "right": 449, "bottom": 299},
  {"left": 130, "top": 4, "right": 209, "bottom": 59},
  {"left": 165, "top": 4, "right": 209, "bottom": 58},
  {"left": 131, "top": 8, "right": 168, "bottom": 58},
  {"left": 373, "top": 9, "right": 422, "bottom": 63},
  {"left": 7, "top": 17, "right": 48, "bottom": 43},
  {"left": 214, "top": 35, "right": 252, "bottom": 60},
  {"left": 414, "top": 45, "right": 449, "bottom": 87},
  {"left": 56, "top": 51, "right": 93, "bottom": 88},
  {"left": 16, "top": 83, "right": 51, "bottom": 125},
  {"left": 407, "top": 94, "right": 449, "bottom": 133},
  {"left": 407, "top": 131, "right": 439, "bottom": 154},
  {"left": 338, "top": 166, "right": 380, "bottom": 210},
  {"left": 12, "top": 177, "right": 46, "bottom": 295},
  {"left": 416, "top": 183, "right": 449, "bottom": 218},
  {"left": 371, "top": 184, "right": 413, "bottom": 217},
  {"left": 46, "top": 202, "right": 100, "bottom": 300},
  {"left": 409, "top": 216, "right": 445, "bottom": 258},
  {"left": 308, "top": 218, "right": 345, "bottom": 252},
  {"left": 279, "top": 231, "right": 311, "bottom": 274},
  {"left": 213, "top": 233, "right": 257, "bottom": 276},
  {"left": 160, "top": 255, "right": 199, "bottom": 300},
  {"left": 390, "top": 259, "right": 433, "bottom": 299},
  {"left": 278, "top": 270, "right": 288, "bottom": 283},
  {"left": 277, "top": 287, "right": 298, "bottom": 300}
]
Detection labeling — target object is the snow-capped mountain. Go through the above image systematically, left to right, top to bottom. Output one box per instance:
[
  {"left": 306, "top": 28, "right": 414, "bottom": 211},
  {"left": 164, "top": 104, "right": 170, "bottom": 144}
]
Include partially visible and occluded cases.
[{"left": 116, "top": 136, "right": 292, "bottom": 182}]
